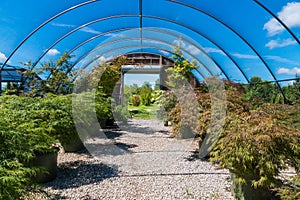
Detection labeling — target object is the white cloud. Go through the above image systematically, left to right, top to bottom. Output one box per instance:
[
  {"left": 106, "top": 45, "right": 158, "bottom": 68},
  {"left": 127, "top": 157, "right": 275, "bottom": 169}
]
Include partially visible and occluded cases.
[
  {"left": 263, "top": 2, "right": 300, "bottom": 36},
  {"left": 265, "top": 38, "right": 297, "bottom": 49},
  {"left": 203, "top": 47, "right": 225, "bottom": 55},
  {"left": 47, "top": 49, "right": 60, "bottom": 56},
  {"left": 0, "top": 52, "right": 7, "bottom": 62},
  {"left": 232, "top": 53, "right": 258, "bottom": 59},
  {"left": 264, "top": 55, "right": 300, "bottom": 66},
  {"left": 277, "top": 67, "right": 300, "bottom": 75}
]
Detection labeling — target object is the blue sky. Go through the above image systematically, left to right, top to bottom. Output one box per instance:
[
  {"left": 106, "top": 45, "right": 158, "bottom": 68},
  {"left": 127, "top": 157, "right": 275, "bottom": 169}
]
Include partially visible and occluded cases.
[
  {"left": 0, "top": 0, "right": 300, "bottom": 85},
  {"left": 124, "top": 74, "right": 159, "bottom": 88}
]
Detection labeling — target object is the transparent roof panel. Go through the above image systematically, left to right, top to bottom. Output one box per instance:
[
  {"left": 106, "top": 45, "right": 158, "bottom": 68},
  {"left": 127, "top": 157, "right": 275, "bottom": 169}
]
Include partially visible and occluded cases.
[{"left": 0, "top": 0, "right": 299, "bottom": 91}]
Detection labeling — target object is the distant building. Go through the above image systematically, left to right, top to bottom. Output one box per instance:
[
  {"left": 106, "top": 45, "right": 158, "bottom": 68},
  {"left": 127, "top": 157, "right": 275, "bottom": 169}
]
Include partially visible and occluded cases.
[
  {"left": 114, "top": 53, "right": 199, "bottom": 104},
  {"left": 0, "top": 63, "right": 40, "bottom": 94}
]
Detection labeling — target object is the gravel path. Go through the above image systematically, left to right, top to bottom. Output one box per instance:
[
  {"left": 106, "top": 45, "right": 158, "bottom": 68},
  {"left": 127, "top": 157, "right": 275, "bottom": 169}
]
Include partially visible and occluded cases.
[{"left": 41, "top": 119, "right": 234, "bottom": 200}]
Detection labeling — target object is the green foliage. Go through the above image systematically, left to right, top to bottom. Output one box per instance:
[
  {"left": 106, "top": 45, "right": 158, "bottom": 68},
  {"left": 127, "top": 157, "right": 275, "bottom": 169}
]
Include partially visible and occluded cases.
[
  {"left": 166, "top": 40, "right": 197, "bottom": 88},
  {"left": 22, "top": 52, "right": 75, "bottom": 96},
  {"left": 75, "top": 56, "right": 131, "bottom": 125},
  {"left": 89, "top": 56, "right": 130, "bottom": 97},
  {"left": 159, "top": 75, "right": 299, "bottom": 194},
  {"left": 244, "top": 76, "right": 300, "bottom": 105},
  {"left": 245, "top": 76, "right": 281, "bottom": 105},
  {"left": 283, "top": 77, "right": 300, "bottom": 104},
  {"left": 207, "top": 81, "right": 300, "bottom": 190},
  {"left": 3, "top": 82, "right": 21, "bottom": 95},
  {"left": 126, "top": 82, "right": 154, "bottom": 106},
  {"left": 138, "top": 82, "right": 153, "bottom": 106},
  {"left": 94, "top": 86, "right": 112, "bottom": 121},
  {"left": 156, "top": 90, "right": 177, "bottom": 122},
  {"left": 0, "top": 94, "right": 80, "bottom": 151},
  {"left": 0, "top": 95, "right": 61, "bottom": 199},
  {"left": 132, "top": 95, "right": 141, "bottom": 106},
  {"left": 112, "top": 105, "right": 130, "bottom": 122},
  {"left": 210, "top": 108, "right": 299, "bottom": 187},
  {"left": 0, "top": 160, "right": 35, "bottom": 200},
  {"left": 274, "top": 174, "right": 300, "bottom": 200}
]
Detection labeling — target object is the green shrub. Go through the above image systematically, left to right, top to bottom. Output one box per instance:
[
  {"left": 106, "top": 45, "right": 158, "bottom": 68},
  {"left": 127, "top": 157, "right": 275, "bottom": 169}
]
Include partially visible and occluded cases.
[
  {"left": 95, "top": 87, "right": 113, "bottom": 121},
  {"left": 156, "top": 90, "right": 177, "bottom": 121},
  {"left": 0, "top": 94, "right": 82, "bottom": 151},
  {"left": 132, "top": 95, "right": 141, "bottom": 106},
  {"left": 0, "top": 101, "right": 58, "bottom": 199},
  {"left": 112, "top": 105, "right": 130, "bottom": 123},
  {"left": 210, "top": 109, "right": 299, "bottom": 187},
  {"left": 0, "top": 160, "right": 35, "bottom": 200}
]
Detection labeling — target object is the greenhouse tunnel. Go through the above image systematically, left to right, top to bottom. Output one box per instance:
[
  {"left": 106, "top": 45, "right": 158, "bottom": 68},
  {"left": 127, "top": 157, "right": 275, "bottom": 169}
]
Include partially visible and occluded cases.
[
  {"left": 0, "top": 0, "right": 299, "bottom": 101},
  {"left": 1, "top": 1, "right": 300, "bottom": 199}
]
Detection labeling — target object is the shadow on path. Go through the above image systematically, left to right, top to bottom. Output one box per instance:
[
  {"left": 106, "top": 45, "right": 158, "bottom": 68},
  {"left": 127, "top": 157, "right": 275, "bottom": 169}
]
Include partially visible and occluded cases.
[
  {"left": 117, "top": 120, "right": 168, "bottom": 135},
  {"left": 184, "top": 150, "right": 210, "bottom": 162},
  {"left": 44, "top": 161, "right": 118, "bottom": 190}
]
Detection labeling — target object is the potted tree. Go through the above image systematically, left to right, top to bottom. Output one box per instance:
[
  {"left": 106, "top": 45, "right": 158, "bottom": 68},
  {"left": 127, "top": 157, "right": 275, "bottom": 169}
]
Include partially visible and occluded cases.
[
  {"left": 38, "top": 95, "right": 85, "bottom": 152},
  {"left": 210, "top": 108, "right": 299, "bottom": 199},
  {"left": 12, "top": 110, "right": 59, "bottom": 183},
  {"left": 24, "top": 128, "right": 59, "bottom": 183}
]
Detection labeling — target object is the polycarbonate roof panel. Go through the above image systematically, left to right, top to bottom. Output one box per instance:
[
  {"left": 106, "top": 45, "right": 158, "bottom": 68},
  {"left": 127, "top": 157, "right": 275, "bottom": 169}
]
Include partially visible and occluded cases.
[{"left": 0, "top": 0, "right": 299, "bottom": 91}]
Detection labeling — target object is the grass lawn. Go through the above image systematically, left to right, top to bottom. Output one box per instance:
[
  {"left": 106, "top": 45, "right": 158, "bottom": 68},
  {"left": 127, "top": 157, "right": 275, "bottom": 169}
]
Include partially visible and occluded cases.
[{"left": 128, "top": 104, "right": 160, "bottom": 119}]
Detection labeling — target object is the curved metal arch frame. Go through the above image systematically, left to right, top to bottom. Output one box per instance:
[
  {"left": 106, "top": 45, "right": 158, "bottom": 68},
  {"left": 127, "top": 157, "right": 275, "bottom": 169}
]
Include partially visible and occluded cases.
[
  {"left": 0, "top": 0, "right": 100, "bottom": 70},
  {"left": 0, "top": 0, "right": 291, "bottom": 100},
  {"left": 166, "top": 0, "right": 286, "bottom": 100},
  {"left": 253, "top": 0, "right": 300, "bottom": 45},
  {"left": 5, "top": 12, "right": 251, "bottom": 85},
  {"left": 32, "top": 14, "right": 138, "bottom": 69},
  {"left": 37, "top": 14, "right": 248, "bottom": 83},
  {"left": 144, "top": 14, "right": 287, "bottom": 101},
  {"left": 69, "top": 28, "right": 239, "bottom": 83},
  {"left": 69, "top": 28, "right": 133, "bottom": 54},
  {"left": 70, "top": 28, "right": 230, "bottom": 77},
  {"left": 70, "top": 29, "right": 229, "bottom": 79},
  {"left": 51, "top": 35, "right": 215, "bottom": 80},
  {"left": 71, "top": 37, "right": 216, "bottom": 78},
  {"left": 77, "top": 42, "right": 212, "bottom": 79},
  {"left": 77, "top": 45, "right": 207, "bottom": 80}
]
